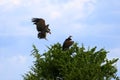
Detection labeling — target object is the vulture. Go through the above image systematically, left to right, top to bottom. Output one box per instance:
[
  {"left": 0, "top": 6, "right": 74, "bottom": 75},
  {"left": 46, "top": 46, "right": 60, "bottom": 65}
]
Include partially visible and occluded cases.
[
  {"left": 32, "top": 18, "right": 51, "bottom": 39},
  {"left": 62, "top": 36, "right": 74, "bottom": 50}
]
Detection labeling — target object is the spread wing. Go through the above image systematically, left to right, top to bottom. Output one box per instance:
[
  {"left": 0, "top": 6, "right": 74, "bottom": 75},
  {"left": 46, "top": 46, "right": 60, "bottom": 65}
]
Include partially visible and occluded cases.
[{"left": 32, "top": 18, "right": 46, "bottom": 32}]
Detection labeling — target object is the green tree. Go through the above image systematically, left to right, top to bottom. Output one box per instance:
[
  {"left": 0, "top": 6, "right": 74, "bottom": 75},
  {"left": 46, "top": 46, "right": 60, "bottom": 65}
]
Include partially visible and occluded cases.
[{"left": 23, "top": 43, "right": 119, "bottom": 80}]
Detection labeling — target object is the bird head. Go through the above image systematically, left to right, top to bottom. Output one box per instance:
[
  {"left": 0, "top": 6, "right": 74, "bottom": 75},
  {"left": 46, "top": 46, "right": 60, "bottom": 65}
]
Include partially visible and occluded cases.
[{"left": 67, "top": 36, "right": 72, "bottom": 40}]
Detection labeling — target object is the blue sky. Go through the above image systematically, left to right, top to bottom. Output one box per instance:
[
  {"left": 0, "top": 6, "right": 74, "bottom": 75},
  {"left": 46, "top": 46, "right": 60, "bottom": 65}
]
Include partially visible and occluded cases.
[{"left": 0, "top": 0, "right": 120, "bottom": 80}]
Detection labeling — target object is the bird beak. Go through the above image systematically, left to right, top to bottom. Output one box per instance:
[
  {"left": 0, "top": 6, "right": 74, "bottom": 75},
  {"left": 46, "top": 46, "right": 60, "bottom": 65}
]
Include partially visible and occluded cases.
[{"left": 69, "top": 35, "right": 72, "bottom": 38}]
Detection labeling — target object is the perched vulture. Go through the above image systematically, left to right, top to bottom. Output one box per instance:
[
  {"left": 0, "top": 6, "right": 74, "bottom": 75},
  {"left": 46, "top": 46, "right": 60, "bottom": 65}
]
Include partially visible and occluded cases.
[
  {"left": 32, "top": 18, "right": 51, "bottom": 39},
  {"left": 62, "top": 36, "right": 74, "bottom": 50}
]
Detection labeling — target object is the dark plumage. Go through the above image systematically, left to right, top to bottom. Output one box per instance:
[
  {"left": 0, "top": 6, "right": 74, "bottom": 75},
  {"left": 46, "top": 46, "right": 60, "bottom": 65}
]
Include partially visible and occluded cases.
[
  {"left": 32, "top": 18, "right": 51, "bottom": 39},
  {"left": 38, "top": 31, "right": 47, "bottom": 40},
  {"left": 62, "top": 36, "right": 74, "bottom": 50}
]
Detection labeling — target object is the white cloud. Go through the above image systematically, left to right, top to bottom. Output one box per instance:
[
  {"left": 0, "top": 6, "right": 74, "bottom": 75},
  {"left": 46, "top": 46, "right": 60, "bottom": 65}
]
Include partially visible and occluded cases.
[
  {"left": 0, "top": 0, "right": 97, "bottom": 38},
  {"left": 0, "top": 0, "right": 96, "bottom": 19},
  {"left": 0, "top": 0, "right": 21, "bottom": 5},
  {"left": 0, "top": 0, "right": 22, "bottom": 11},
  {"left": 49, "top": 0, "right": 96, "bottom": 20},
  {"left": 0, "top": 25, "right": 35, "bottom": 37},
  {"left": 0, "top": 55, "right": 33, "bottom": 80},
  {"left": 0, "top": 55, "right": 28, "bottom": 65},
  {"left": 8, "top": 55, "right": 27, "bottom": 64}
]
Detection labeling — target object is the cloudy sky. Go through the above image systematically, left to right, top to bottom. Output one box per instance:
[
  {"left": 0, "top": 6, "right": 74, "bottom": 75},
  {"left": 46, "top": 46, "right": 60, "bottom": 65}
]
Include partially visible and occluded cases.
[{"left": 0, "top": 0, "right": 120, "bottom": 80}]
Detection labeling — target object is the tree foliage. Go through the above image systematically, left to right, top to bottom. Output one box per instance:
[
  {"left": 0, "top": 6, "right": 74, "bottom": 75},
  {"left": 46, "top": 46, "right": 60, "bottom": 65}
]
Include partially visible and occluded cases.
[{"left": 23, "top": 43, "right": 119, "bottom": 80}]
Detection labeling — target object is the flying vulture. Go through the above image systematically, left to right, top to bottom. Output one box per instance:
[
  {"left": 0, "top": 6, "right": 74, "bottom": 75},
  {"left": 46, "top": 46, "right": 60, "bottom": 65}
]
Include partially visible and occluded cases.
[
  {"left": 32, "top": 18, "right": 51, "bottom": 39},
  {"left": 62, "top": 36, "right": 74, "bottom": 50}
]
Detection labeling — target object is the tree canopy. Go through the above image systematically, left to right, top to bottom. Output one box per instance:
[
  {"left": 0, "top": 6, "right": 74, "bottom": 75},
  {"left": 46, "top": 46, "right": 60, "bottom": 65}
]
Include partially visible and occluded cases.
[{"left": 23, "top": 43, "right": 119, "bottom": 80}]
